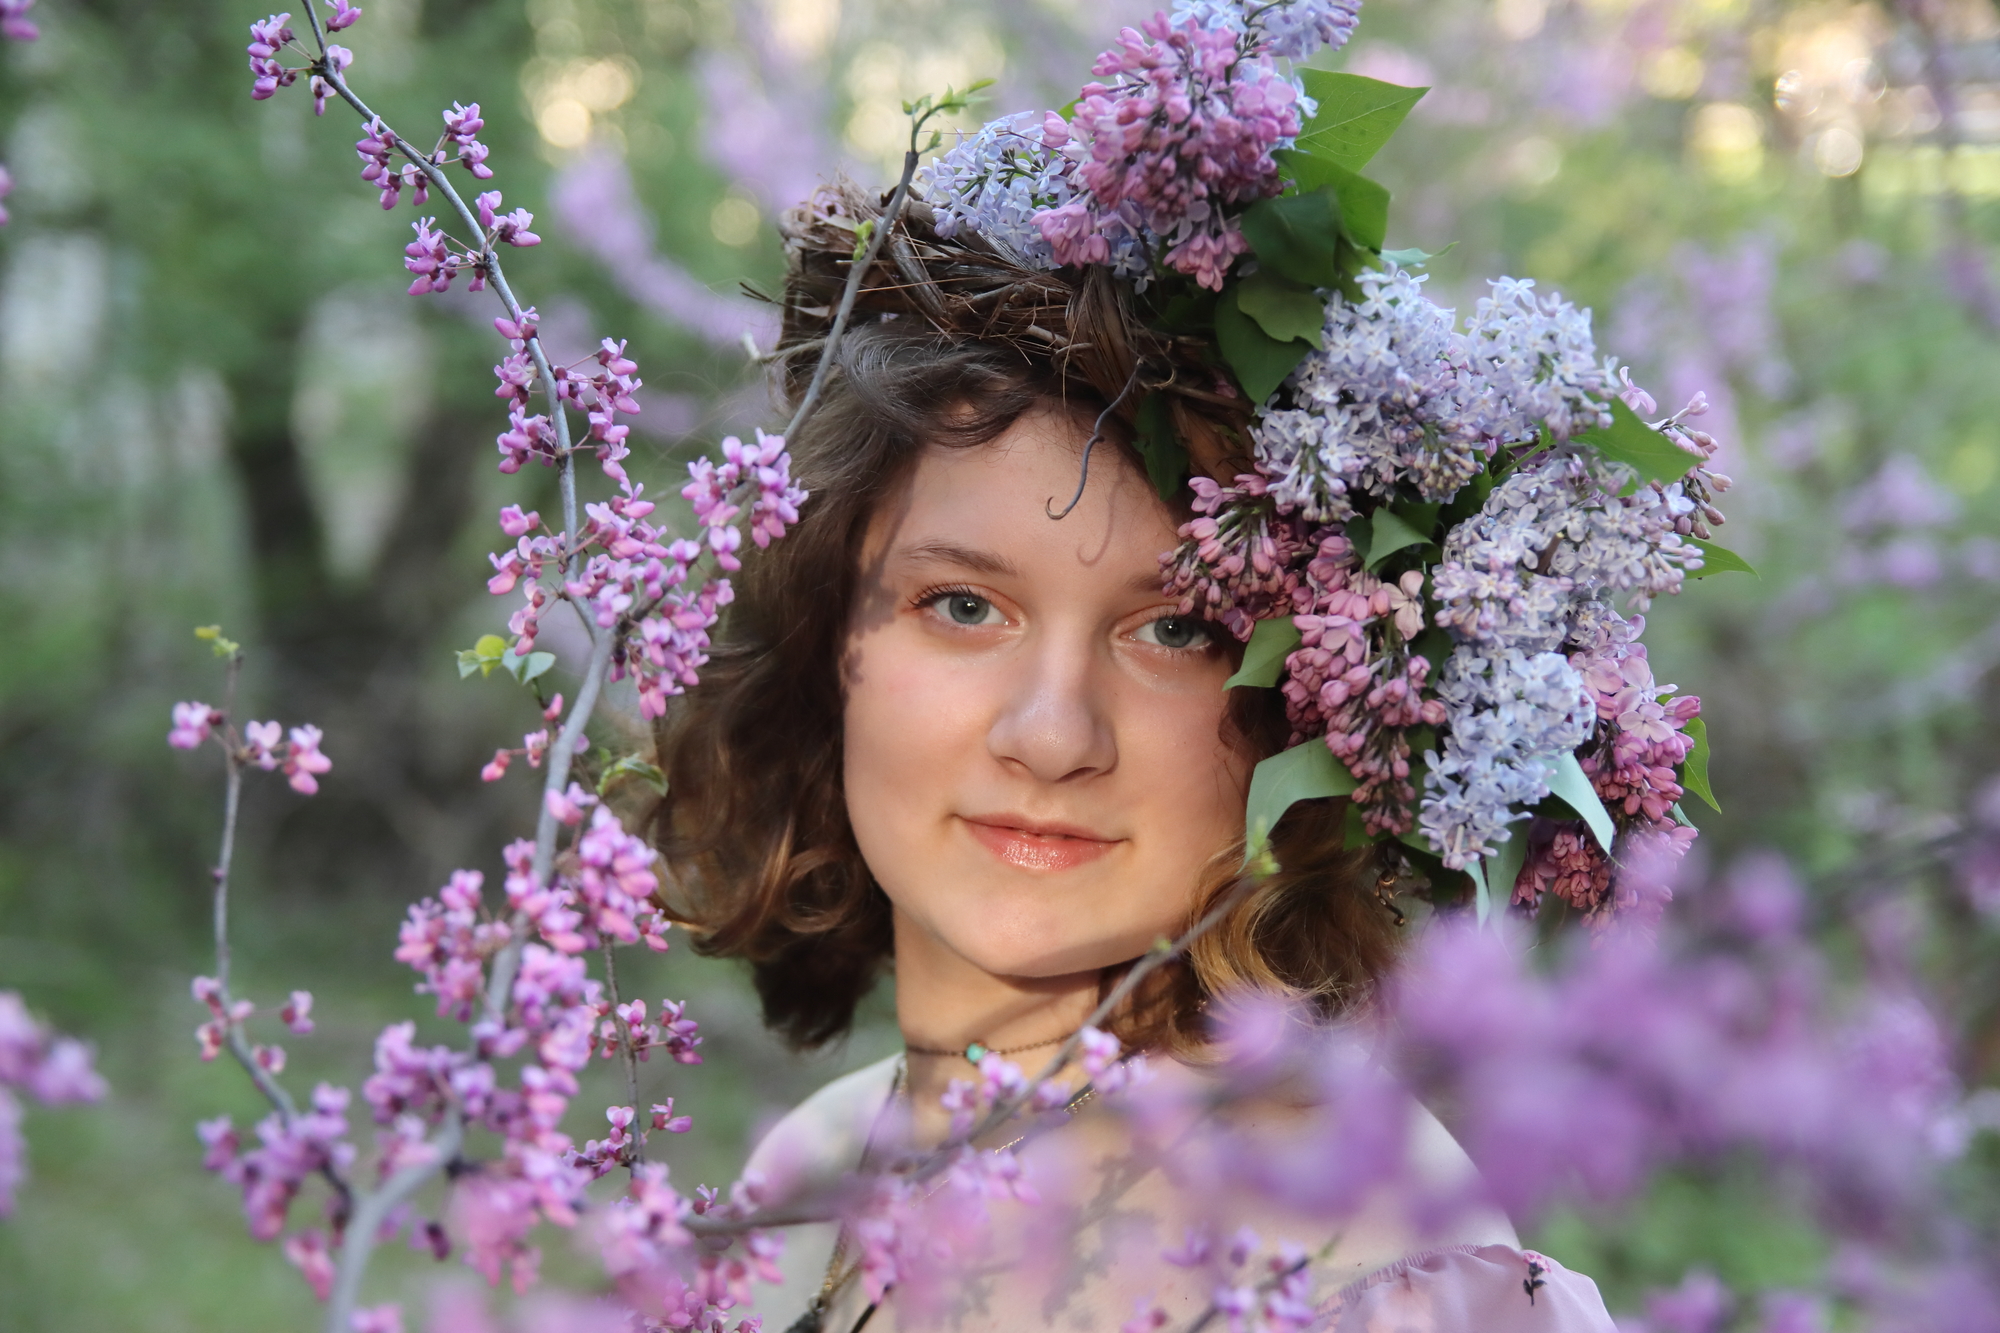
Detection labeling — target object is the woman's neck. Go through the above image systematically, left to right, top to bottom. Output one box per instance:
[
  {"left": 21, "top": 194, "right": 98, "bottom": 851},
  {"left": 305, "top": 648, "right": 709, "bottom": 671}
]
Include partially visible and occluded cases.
[{"left": 890, "top": 907, "right": 1100, "bottom": 1148}]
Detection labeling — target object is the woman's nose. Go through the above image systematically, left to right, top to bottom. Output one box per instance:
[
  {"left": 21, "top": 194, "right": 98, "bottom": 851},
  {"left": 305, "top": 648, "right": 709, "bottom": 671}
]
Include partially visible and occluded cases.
[{"left": 985, "top": 633, "right": 1117, "bottom": 784}]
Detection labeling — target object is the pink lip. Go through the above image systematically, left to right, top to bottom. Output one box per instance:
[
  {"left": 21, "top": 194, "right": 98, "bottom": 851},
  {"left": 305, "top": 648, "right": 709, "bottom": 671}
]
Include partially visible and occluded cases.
[{"left": 961, "top": 815, "right": 1120, "bottom": 873}]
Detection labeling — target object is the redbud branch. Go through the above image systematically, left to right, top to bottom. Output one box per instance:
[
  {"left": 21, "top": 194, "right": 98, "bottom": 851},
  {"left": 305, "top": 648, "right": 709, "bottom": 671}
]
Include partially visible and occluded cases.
[
  {"left": 299, "top": 5, "right": 582, "bottom": 554},
  {"left": 203, "top": 648, "right": 353, "bottom": 1212},
  {"left": 601, "top": 942, "right": 647, "bottom": 1165},
  {"left": 325, "top": 1113, "right": 465, "bottom": 1333},
  {"left": 1177, "top": 1247, "right": 1319, "bottom": 1333}
]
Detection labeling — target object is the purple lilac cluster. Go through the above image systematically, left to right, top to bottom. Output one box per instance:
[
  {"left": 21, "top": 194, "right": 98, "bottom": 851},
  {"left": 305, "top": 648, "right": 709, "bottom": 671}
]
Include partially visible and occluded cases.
[
  {"left": 922, "top": 0, "right": 1357, "bottom": 290},
  {"left": 1160, "top": 263, "right": 1731, "bottom": 911},
  {"left": 0, "top": 992, "right": 106, "bottom": 1216}
]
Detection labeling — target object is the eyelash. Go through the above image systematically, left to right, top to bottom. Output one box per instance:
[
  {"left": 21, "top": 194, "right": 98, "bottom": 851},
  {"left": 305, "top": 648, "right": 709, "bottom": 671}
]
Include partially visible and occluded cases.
[{"left": 911, "top": 585, "right": 1216, "bottom": 652}]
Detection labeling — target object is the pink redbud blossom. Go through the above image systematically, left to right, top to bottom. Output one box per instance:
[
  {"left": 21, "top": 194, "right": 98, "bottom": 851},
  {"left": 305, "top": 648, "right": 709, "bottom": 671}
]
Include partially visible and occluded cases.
[
  {"left": 0, "top": 0, "right": 38, "bottom": 43},
  {"left": 323, "top": 0, "right": 362, "bottom": 31},
  {"left": 247, "top": 14, "right": 299, "bottom": 100},
  {"left": 499, "top": 504, "right": 539, "bottom": 537},
  {"left": 542, "top": 693, "right": 564, "bottom": 722},
  {"left": 169, "top": 701, "right": 218, "bottom": 750},
  {"left": 243, "top": 720, "right": 282, "bottom": 769},
  {"left": 284, "top": 724, "right": 332, "bottom": 795},
  {"left": 480, "top": 749, "right": 511, "bottom": 782},
  {"left": 545, "top": 782, "right": 596, "bottom": 825},
  {"left": 280, "top": 991, "right": 315, "bottom": 1035},
  {"left": 255, "top": 1043, "right": 286, "bottom": 1073},
  {"left": 651, "top": 1099, "right": 692, "bottom": 1133},
  {"left": 285, "top": 1229, "right": 336, "bottom": 1300},
  {"left": 350, "top": 1306, "right": 402, "bottom": 1333}
]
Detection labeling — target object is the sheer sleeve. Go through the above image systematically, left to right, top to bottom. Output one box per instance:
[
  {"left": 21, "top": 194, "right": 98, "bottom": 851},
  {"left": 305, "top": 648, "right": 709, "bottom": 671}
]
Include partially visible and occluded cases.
[{"left": 1317, "top": 1244, "right": 1619, "bottom": 1333}]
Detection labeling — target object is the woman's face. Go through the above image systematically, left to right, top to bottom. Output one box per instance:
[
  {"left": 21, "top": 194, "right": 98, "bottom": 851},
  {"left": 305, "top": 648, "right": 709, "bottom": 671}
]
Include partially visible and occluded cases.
[{"left": 842, "top": 406, "right": 1252, "bottom": 981}]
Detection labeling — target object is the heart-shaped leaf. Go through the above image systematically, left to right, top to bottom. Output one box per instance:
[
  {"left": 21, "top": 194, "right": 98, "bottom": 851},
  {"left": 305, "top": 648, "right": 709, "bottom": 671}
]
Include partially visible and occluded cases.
[
  {"left": 1295, "top": 72, "right": 1428, "bottom": 172},
  {"left": 1275, "top": 151, "right": 1391, "bottom": 252},
  {"left": 1239, "top": 188, "right": 1344, "bottom": 289},
  {"left": 1236, "top": 271, "right": 1327, "bottom": 347},
  {"left": 1216, "top": 284, "right": 1313, "bottom": 405},
  {"left": 1573, "top": 396, "right": 1701, "bottom": 489},
  {"left": 1686, "top": 538, "right": 1756, "bottom": 578},
  {"left": 1224, "top": 616, "right": 1304, "bottom": 690},
  {"left": 1680, "top": 716, "right": 1719, "bottom": 812},
  {"left": 1245, "top": 739, "right": 1357, "bottom": 860},
  {"left": 1546, "top": 751, "right": 1617, "bottom": 853}
]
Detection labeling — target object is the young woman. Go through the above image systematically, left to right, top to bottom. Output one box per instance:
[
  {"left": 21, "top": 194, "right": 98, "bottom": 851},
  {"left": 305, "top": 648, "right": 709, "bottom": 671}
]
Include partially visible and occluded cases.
[{"left": 649, "top": 178, "right": 1626, "bottom": 1330}]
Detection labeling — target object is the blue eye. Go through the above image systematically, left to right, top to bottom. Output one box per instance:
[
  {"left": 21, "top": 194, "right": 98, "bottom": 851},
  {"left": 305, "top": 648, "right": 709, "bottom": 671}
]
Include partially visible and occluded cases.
[
  {"left": 934, "top": 592, "right": 1000, "bottom": 626},
  {"left": 1134, "top": 615, "right": 1210, "bottom": 649}
]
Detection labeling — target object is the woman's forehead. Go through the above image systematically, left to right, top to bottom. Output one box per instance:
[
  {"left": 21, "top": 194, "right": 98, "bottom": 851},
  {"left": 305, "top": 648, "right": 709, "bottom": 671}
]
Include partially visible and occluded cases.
[{"left": 868, "top": 411, "right": 1180, "bottom": 583}]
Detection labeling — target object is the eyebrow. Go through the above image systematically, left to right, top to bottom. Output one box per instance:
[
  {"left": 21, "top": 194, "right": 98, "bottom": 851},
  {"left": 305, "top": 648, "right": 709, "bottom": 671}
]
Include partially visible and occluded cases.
[{"left": 894, "top": 539, "right": 1023, "bottom": 579}]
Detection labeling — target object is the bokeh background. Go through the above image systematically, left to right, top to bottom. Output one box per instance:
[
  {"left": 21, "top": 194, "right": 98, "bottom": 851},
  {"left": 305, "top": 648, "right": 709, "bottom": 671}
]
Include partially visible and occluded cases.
[{"left": 2, "top": 0, "right": 1998, "bottom": 1327}]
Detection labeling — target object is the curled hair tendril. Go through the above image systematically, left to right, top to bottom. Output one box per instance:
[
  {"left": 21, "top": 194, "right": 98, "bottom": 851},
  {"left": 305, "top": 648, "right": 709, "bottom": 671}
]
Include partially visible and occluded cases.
[{"left": 1045, "top": 362, "right": 1146, "bottom": 521}]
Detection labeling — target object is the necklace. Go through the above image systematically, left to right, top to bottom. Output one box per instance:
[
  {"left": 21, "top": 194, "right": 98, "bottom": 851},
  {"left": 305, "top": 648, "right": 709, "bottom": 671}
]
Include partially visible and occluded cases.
[{"left": 902, "top": 1028, "right": 1076, "bottom": 1064}]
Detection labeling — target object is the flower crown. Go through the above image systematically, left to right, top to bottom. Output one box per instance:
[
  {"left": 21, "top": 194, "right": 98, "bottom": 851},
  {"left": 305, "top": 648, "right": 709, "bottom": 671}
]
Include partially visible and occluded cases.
[{"left": 848, "top": 0, "right": 1746, "bottom": 926}]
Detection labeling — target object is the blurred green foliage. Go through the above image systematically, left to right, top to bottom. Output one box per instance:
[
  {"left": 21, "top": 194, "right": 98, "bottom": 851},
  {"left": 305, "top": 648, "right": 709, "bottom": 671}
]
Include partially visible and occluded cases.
[{"left": 0, "top": 0, "right": 1997, "bottom": 1327}]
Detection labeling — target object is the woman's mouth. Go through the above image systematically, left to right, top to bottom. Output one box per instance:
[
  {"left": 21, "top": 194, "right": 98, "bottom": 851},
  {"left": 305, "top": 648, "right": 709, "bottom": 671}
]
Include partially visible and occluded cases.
[{"left": 960, "top": 815, "right": 1120, "bottom": 872}]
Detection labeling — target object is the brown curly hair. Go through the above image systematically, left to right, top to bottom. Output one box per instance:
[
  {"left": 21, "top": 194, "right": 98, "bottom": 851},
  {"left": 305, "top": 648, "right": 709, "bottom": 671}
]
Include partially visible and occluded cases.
[{"left": 648, "top": 182, "right": 1402, "bottom": 1054}]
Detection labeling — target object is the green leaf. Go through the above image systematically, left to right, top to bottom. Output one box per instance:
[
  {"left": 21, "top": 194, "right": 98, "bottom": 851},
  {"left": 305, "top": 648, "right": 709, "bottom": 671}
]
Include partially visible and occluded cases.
[
  {"left": 1294, "top": 72, "right": 1428, "bottom": 172},
  {"left": 1276, "top": 151, "right": 1391, "bottom": 252},
  {"left": 1239, "top": 187, "right": 1344, "bottom": 289},
  {"left": 1379, "top": 241, "right": 1457, "bottom": 269},
  {"left": 1236, "top": 271, "right": 1327, "bottom": 347},
  {"left": 1216, "top": 284, "right": 1313, "bottom": 405},
  {"left": 1134, "top": 394, "right": 1188, "bottom": 501},
  {"left": 1573, "top": 396, "right": 1699, "bottom": 490},
  {"left": 1363, "top": 507, "right": 1428, "bottom": 569},
  {"left": 1686, "top": 538, "right": 1757, "bottom": 578},
  {"left": 1224, "top": 617, "right": 1303, "bottom": 690},
  {"left": 1411, "top": 627, "right": 1453, "bottom": 674},
  {"left": 459, "top": 634, "right": 510, "bottom": 679},
  {"left": 503, "top": 650, "right": 556, "bottom": 685},
  {"left": 1680, "top": 716, "right": 1720, "bottom": 813},
  {"left": 1245, "top": 740, "right": 1357, "bottom": 860},
  {"left": 1546, "top": 752, "right": 1617, "bottom": 854},
  {"left": 598, "top": 753, "right": 668, "bottom": 797},
  {"left": 1341, "top": 799, "right": 1373, "bottom": 849},
  {"left": 1485, "top": 817, "right": 1531, "bottom": 919}
]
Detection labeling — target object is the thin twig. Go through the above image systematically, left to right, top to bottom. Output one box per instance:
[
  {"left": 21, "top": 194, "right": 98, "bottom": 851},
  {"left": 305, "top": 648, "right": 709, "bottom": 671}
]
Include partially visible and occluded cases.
[{"left": 602, "top": 942, "right": 646, "bottom": 1165}]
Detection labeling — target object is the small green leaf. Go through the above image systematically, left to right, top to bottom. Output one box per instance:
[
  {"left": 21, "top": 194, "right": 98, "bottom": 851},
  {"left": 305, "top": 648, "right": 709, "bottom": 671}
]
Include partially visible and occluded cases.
[
  {"left": 1294, "top": 72, "right": 1428, "bottom": 172},
  {"left": 1276, "top": 152, "right": 1391, "bottom": 252},
  {"left": 1239, "top": 187, "right": 1344, "bottom": 289},
  {"left": 851, "top": 218, "right": 876, "bottom": 262},
  {"left": 1379, "top": 241, "right": 1457, "bottom": 269},
  {"left": 1236, "top": 271, "right": 1327, "bottom": 347},
  {"left": 1216, "top": 284, "right": 1313, "bottom": 405},
  {"left": 1134, "top": 394, "right": 1188, "bottom": 501},
  {"left": 1573, "top": 396, "right": 1699, "bottom": 490},
  {"left": 1363, "top": 507, "right": 1428, "bottom": 569},
  {"left": 1686, "top": 538, "right": 1757, "bottom": 578},
  {"left": 1224, "top": 617, "right": 1303, "bottom": 690},
  {"left": 194, "top": 624, "right": 242, "bottom": 659},
  {"left": 1411, "top": 627, "right": 1453, "bottom": 673},
  {"left": 460, "top": 634, "right": 510, "bottom": 679},
  {"left": 474, "top": 634, "right": 508, "bottom": 660},
  {"left": 523, "top": 652, "right": 555, "bottom": 684},
  {"left": 1680, "top": 716, "right": 1719, "bottom": 813},
  {"left": 1245, "top": 740, "right": 1357, "bottom": 860},
  {"left": 1546, "top": 752, "right": 1616, "bottom": 854},
  {"left": 598, "top": 753, "right": 668, "bottom": 797},
  {"left": 1342, "top": 800, "right": 1372, "bottom": 849},
  {"left": 1485, "top": 817, "right": 1531, "bottom": 918}
]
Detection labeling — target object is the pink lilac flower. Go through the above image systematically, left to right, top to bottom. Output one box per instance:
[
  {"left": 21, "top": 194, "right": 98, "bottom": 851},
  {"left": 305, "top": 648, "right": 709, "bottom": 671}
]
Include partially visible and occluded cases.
[{"left": 1039, "top": 11, "right": 1302, "bottom": 288}]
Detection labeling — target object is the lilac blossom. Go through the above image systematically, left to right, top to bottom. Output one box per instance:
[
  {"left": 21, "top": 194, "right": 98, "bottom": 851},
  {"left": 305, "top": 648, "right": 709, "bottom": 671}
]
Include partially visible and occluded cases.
[
  {"left": 1170, "top": 0, "right": 1362, "bottom": 61},
  {"left": 1039, "top": 11, "right": 1302, "bottom": 288}
]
